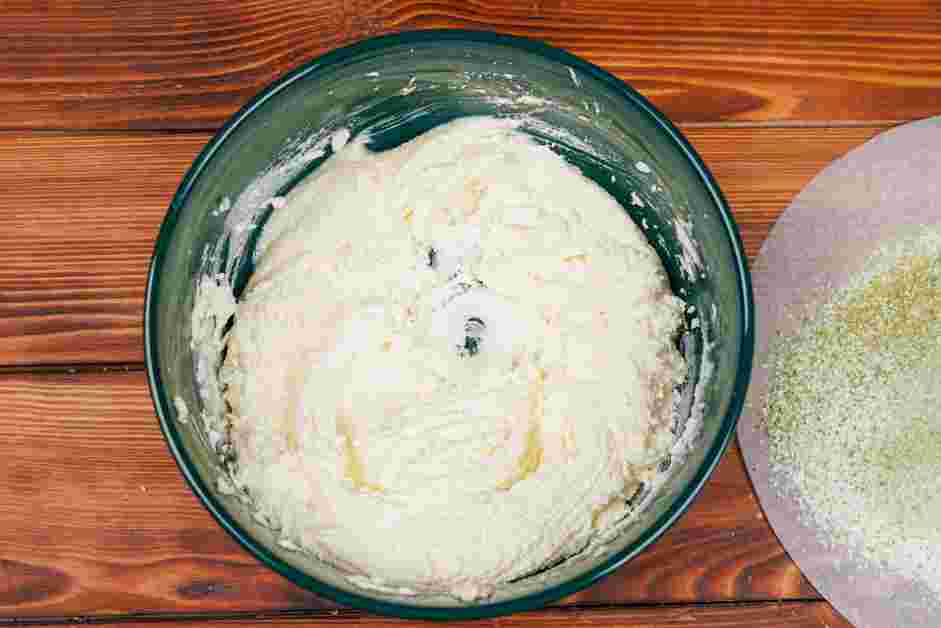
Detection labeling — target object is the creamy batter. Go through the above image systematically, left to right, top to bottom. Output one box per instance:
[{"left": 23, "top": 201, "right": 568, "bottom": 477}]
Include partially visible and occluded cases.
[{"left": 210, "top": 117, "right": 686, "bottom": 599}]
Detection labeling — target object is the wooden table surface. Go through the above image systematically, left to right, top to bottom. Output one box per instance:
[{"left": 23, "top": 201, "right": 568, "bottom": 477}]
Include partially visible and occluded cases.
[{"left": 3, "top": 1, "right": 939, "bottom": 626}]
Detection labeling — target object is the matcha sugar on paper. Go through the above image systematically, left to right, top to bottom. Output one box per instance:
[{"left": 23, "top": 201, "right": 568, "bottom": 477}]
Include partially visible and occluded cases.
[{"left": 739, "top": 116, "right": 941, "bottom": 628}]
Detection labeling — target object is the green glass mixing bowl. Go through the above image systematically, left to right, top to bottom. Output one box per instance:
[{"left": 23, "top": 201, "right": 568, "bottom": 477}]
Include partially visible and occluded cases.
[{"left": 145, "top": 30, "right": 753, "bottom": 619}]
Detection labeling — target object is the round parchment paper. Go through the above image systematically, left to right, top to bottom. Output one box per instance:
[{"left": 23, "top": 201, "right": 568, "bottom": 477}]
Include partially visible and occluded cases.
[{"left": 738, "top": 116, "right": 941, "bottom": 628}]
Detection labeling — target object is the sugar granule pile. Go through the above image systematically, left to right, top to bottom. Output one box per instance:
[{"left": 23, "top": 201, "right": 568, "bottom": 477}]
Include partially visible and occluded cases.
[{"left": 765, "top": 229, "right": 941, "bottom": 598}]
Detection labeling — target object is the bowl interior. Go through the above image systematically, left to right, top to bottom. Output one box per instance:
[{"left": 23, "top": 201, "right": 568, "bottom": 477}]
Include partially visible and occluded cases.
[{"left": 146, "top": 31, "right": 752, "bottom": 619}]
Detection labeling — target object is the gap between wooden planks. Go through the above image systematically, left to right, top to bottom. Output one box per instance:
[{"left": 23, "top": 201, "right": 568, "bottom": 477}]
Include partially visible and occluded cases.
[
  {"left": 1, "top": 0, "right": 940, "bottom": 129},
  {"left": 0, "top": 124, "right": 890, "bottom": 367},
  {"left": 0, "top": 369, "right": 812, "bottom": 618},
  {"left": 16, "top": 602, "right": 853, "bottom": 628}
]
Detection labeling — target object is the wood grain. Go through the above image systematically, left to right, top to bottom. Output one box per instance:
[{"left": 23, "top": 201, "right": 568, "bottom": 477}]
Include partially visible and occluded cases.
[
  {"left": 2, "top": 0, "right": 940, "bottom": 130},
  {"left": 0, "top": 125, "right": 888, "bottom": 367},
  {"left": 0, "top": 133, "right": 200, "bottom": 366},
  {"left": 0, "top": 370, "right": 810, "bottom": 618},
  {"left": 22, "top": 602, "right": 853, "bottom": 628}
]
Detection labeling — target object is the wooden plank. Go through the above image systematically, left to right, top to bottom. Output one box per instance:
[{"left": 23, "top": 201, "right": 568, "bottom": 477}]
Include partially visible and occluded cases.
[
  {"left": 1, "top": 1, "right": 939, "bottom": 130},
  {"left": 0, "top": 125, "right": 888, "bottom": 367},
  {"left": 0, "top": 133, "right": 200, "bottom": 366},
  {"left": 0, "top": 370, "right": 811, "bottom": 618},
  {"left": 20, "top": 602, "right": 853, "bottom": 628}
]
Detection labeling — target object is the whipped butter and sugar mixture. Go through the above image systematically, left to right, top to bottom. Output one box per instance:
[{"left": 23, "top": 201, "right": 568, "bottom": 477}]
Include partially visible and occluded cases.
[{"left": 209, "top": 117, "right": 686, "bottom": 599}]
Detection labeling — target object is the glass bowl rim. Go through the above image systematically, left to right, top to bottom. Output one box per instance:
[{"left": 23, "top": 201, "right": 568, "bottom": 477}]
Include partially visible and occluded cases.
[{"left": 144, "top": 28, "right": 755, "bottom": 620}]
